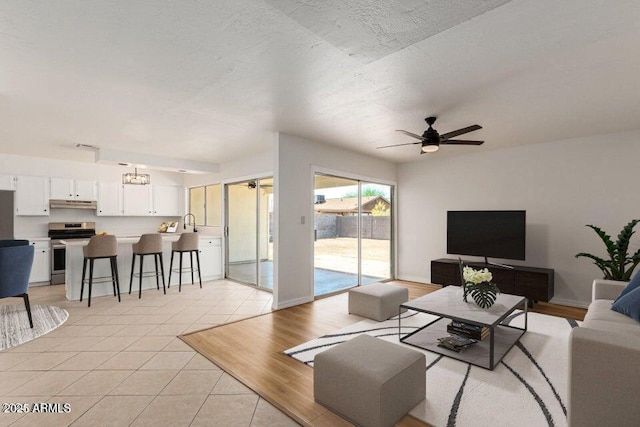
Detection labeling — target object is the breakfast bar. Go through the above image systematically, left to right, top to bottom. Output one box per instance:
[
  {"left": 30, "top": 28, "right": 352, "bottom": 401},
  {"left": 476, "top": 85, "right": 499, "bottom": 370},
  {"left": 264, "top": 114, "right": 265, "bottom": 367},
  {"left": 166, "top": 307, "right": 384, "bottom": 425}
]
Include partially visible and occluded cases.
[{"left": 62, "top": 234, "right": 222, "bottom": 301}]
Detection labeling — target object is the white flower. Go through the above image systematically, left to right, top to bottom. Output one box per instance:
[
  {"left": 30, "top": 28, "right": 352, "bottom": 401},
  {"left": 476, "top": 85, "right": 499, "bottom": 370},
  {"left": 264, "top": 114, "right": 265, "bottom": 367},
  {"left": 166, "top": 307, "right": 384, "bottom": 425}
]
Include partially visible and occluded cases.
[{"left": 463, "top": 266, "right": 493, "bottom": 284}]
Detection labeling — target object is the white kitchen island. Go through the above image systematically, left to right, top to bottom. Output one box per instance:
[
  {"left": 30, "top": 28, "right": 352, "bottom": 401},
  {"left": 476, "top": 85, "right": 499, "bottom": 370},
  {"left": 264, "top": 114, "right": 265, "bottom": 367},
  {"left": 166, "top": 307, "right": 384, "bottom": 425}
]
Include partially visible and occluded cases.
[{"left": 63, "top": 234, "right": 222, "bottom": 301}]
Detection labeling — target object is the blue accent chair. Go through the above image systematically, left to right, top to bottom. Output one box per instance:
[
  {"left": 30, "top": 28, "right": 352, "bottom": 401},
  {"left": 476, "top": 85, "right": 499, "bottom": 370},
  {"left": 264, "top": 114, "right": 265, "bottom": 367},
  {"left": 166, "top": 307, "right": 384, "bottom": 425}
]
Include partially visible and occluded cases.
[{"left": 0, "top": 240, "right": 35, "bottom": 328}]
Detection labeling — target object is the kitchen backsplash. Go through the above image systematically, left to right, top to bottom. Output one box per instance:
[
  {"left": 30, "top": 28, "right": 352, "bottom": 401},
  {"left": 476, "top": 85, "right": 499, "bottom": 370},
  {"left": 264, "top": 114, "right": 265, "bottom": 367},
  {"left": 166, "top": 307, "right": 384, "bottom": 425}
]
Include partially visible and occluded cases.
[{"left": 15, "top": 209, "right": 182, "bottom": 238}]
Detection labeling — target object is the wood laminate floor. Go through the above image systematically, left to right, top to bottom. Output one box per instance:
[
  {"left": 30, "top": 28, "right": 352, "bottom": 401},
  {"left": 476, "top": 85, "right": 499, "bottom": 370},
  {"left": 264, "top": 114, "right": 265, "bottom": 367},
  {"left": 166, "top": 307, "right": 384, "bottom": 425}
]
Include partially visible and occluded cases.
[{"left": 181, "top": 281, "right": 587, "bottom": 427}]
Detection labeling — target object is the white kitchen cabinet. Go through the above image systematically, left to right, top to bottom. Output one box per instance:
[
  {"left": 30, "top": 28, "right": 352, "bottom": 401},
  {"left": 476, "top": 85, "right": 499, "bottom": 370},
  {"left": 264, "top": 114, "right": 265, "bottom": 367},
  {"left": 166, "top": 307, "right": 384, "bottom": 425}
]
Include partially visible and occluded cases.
[
  {"left": 0, "top": 175, "right": 15, "bottom": 190},
  {"left": 16, "top": 176, "right": 50, "bottom": 216},
  {"left": 50, "top": 178, "right": 74, "bottom": 200},
  {"left": 51, "top": 178, "right": 97, "bottom": 200},
  {"left": 75, "top": 179, "right": 97, "bottom": 200},
  {"left": 97, "top": 181, "right": 123, "bottom": 216},
  {"left": 99, "top": 183, "right": 182, "bottom": 217},
  {"left": 123, "top": 184, "right": 152, "bottom": 216},
  {"left": 152, "top": 185, "right": 182, "bottom": 217},
  {"left": 199, "top": 238, "right": 222, "bottom": 280},
  {"left": 29, "top": 240, "right": 50, "bottom": 284}
]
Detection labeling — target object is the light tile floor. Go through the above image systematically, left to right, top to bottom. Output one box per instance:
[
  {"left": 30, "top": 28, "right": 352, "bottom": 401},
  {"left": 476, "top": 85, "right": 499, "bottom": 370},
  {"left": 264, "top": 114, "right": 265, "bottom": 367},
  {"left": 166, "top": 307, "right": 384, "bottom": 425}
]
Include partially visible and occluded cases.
[{"left": 0, "top": 280, "right": 299, "bottom": 427}]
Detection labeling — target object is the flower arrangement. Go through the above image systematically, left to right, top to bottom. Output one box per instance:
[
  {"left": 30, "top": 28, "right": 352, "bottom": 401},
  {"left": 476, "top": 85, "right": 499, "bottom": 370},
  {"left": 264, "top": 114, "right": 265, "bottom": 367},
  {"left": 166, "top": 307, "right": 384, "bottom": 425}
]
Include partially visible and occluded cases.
[{"left": 462, "top": 266, "right": 500, "bottom": 308}]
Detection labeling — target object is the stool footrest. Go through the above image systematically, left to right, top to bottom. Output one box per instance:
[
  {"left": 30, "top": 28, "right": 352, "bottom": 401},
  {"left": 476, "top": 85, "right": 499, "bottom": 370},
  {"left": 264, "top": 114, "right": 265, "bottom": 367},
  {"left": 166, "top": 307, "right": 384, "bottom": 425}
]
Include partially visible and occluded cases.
[
  {"left": 171, "top": 268, "right": 199, "bottom": 273},
  {"left": 132, "top": 271, "right": 164, "bottom": 279},
  {"left": 82, "top": 275, "right": 117, "bottom": 285}
]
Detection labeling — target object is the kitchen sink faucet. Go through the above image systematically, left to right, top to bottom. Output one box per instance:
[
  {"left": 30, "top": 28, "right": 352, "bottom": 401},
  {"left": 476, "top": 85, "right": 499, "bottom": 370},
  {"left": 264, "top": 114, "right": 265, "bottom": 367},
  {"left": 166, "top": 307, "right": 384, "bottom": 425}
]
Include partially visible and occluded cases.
[{"left": 183, "top": 213, "right": 197, "bottom": 232}]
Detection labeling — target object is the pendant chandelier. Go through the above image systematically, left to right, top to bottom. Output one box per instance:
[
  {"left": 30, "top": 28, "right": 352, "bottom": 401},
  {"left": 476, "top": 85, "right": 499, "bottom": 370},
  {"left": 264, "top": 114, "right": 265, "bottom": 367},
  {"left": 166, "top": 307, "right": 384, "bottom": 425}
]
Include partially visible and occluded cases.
[{"left": 122, "top": 168, "right": 150, "bottom": 185}]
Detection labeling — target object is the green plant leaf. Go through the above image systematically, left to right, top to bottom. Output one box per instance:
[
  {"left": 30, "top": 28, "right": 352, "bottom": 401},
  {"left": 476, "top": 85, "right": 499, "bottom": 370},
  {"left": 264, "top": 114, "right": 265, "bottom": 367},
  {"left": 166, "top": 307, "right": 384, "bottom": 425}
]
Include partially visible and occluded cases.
[
  {"left": 616, "top": 219, "right": 640, "bottom": 276},
  {"left": 576, "top": 220, "right": 640, "bottom": 280},
  {"left": 585, "top": 225, "right": 617, "bottom": 260},
  {"left": 621, "top": 248, "right": 640, "bottom": 281},
  {"left": 575, "top": 252, "right": 613, "bottom": 278},
  {"left": 466, "top": 282, "right": 499, "bottom": 309},
  {"left": 471, "top": 290, "right": 496, "bottom": 308}
]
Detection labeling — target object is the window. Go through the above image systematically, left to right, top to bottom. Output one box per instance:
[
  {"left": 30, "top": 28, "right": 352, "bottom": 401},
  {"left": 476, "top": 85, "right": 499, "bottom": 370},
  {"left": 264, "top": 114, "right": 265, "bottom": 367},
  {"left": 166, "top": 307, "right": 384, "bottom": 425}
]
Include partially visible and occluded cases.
[
  {"left": 188, "top": 184, "right": 221, "bottom": 226},
  {"left": 205, "top": 184, "right": 222, "bottom": 226}
]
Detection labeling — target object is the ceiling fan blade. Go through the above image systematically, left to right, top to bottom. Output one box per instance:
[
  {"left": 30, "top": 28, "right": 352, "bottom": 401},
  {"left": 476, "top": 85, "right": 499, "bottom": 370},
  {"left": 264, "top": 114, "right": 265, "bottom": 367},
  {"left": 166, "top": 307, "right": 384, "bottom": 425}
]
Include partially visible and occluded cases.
[
  {"left": 440, "top": 125, "right": 482, "bottom": 140},
  {"left": 395, "top": 130, "right": 425, "bottom": 140},
  {"left": 441, "top": 140, "right": 484, "bottom": 145},
  {"left": 376, "top": 141, "right": 422, "bottom": 149}
]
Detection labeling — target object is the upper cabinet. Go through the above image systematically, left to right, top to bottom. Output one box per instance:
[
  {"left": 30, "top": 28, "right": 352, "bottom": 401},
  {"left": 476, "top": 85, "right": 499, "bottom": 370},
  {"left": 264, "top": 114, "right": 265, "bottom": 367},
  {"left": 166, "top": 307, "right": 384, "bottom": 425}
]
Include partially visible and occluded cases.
[
  {"left": 0, "top": 175, "right": 15, "bottom": 191},
  {"left": 12, "top": 175, "right": 183, "bottom": 217},
  {"left": 15, "top": 176, "right": 50, "bottom": 216},
  {"left": 50, "top": 178, "right": 96, "bottom": 200},
  {"left": 75, "top": 179, "right": 97, "bottom": 200},
  {"left": 97, "top": 181, "right": 123, "bottom": 216},
  {"left": 100, "top": 183, "right": 182, "bottom": 217},
  {"left": 121, "top": 184, "right": 182, "bottom": 217},
  {"left": 123, "top": 185, "right": 153, "bottom": 216},
  {"left": 152, "top": 185, "right": 182, "bottom": 217}
]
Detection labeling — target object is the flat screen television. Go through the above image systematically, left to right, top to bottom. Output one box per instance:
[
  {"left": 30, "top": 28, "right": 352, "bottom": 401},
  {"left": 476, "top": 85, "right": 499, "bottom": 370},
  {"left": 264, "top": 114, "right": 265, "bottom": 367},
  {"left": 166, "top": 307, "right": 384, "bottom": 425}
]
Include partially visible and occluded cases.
[{"left": 447, "top": 210, "right": 526, "bottom": 261}]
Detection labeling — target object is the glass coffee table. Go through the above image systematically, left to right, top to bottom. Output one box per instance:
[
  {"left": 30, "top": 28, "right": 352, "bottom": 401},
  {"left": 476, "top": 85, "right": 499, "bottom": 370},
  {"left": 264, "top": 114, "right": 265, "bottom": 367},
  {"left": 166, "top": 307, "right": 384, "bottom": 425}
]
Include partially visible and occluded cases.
[{"left": 399, "top": 286, "right": 527, "bottom": 370}]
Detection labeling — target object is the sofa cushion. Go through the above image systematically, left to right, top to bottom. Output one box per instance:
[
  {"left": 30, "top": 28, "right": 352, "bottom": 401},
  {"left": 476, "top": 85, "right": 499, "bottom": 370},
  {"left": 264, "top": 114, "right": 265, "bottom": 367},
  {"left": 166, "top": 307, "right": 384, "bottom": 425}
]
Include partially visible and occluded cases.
[
  {"left": 615, "top": 270, "right": 640, "bottom": 302},
  {"left": 612, "top": 286, "right": 640, "bottom": 323},
  {"left": 584, "top": 300, "right": 640, "bottom": 326},
  {"left": 582, "top": 319, "right": 640, "bottom": 338}
]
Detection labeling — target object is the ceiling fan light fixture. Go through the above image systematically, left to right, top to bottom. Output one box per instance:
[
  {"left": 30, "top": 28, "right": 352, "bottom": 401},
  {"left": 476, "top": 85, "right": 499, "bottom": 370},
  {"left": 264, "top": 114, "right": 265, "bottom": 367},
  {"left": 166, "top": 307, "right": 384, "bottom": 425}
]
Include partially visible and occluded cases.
[
  {"left": 382, "top": 116, "right": 484, "bottom": 155},
  {"left": 421, "top": 144, "right": 439, "bottom": 153}
]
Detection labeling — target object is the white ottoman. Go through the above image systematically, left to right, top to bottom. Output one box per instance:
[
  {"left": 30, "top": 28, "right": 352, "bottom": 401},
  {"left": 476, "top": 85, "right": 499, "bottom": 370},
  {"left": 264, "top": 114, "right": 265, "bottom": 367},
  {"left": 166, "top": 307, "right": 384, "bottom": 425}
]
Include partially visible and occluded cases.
[
  {"left": 349, "top": 283, "right": 408, "bottom": 321},
  {"left": 314, "top": 334, "right": 425, "bottom": 427}
]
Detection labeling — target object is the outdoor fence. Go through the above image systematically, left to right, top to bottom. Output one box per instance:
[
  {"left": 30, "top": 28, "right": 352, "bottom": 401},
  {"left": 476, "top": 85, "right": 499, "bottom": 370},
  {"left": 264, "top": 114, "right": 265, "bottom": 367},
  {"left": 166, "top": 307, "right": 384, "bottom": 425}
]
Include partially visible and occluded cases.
[{"left": 314, "top": 214, "right": 390, "bottom": 240}]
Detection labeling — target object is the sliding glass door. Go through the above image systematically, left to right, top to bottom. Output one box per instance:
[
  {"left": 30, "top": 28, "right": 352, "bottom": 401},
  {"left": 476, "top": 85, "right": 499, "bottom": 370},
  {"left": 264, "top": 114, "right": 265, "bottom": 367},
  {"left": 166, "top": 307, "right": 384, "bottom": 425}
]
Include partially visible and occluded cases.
[
  {"left": 313, "top": 173, "right": 394, "bottom": 296},
  {"left": 313, "top": 175, "right": 359, "bottom": 295},
  {"left": 225, "top": 178, "right": 273, "bottom": 289},
  {"left": 361, "top": 181, "right": 393, "bottom": 284}
]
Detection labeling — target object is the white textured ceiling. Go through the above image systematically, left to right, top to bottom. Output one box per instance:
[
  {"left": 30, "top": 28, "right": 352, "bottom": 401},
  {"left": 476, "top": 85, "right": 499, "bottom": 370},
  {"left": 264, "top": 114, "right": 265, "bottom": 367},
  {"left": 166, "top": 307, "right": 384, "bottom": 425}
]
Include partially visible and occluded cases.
[
  {"left": 1, "top": 0, "right": 639, "bottom": 166},
  {"left": 263, "top": 0, "right": 512, "bottom": 62}
]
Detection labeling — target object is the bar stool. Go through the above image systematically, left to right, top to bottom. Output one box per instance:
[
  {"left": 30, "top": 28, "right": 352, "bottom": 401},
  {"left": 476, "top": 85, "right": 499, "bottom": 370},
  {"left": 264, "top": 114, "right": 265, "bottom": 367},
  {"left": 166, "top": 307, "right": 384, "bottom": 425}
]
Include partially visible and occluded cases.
[
  {"left": 129, "top": 233, "right": 166, "bottom": 299},
  {"left": 168, "top": 233, "right": 201, "bottom": 292},
  {"left": 81, "top": 235, "right": 120, "bottom": 307}
]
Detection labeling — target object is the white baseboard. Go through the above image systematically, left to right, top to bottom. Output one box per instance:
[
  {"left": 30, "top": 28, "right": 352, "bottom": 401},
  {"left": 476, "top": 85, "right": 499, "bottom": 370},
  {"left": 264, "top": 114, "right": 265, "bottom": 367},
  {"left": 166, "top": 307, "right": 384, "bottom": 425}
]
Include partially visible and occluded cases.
[
  {"left": 396, "top": 275, "right": 430, "bottom": 284},
  {"left": 274, "top": 296, "right": 314, "bottom": 310},
  {"left": 549, "top": 297, "right": 589, "bottom": 309}
]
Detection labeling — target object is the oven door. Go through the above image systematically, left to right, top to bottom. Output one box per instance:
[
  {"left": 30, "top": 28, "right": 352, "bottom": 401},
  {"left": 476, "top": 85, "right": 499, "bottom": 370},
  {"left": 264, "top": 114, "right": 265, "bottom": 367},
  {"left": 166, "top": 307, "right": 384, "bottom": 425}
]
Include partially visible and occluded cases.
[{"left": 51, "top": 242, "right": 66, "bottom": 274}]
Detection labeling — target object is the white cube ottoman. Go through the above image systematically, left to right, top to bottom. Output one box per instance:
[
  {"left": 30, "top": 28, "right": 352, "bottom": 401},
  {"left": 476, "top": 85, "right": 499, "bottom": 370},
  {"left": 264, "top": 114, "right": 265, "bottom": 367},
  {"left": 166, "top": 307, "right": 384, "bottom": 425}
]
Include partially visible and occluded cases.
[
  {"left": 349, "top": 283, "right": 409, "bottom": 321},
  {"left": 314, "top": 334, "right": 425, "bottom": 427}
]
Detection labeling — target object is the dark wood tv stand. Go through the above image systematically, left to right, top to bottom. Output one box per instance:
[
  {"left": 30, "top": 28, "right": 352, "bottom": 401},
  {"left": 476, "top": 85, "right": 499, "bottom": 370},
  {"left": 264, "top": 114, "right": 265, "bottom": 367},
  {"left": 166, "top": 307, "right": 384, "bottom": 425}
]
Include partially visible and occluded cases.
[{"left": 430, "top": 258, "right": 554, "bottom": 306}]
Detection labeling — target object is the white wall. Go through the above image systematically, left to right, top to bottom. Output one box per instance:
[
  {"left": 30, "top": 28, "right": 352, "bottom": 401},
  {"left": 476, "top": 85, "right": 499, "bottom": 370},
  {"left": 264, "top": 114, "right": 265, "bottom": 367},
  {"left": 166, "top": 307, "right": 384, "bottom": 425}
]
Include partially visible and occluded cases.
[
  {"left": 397, "top": 130, "right": 640, "bottom": 307},
  {"left": 274, "top": 133, "right": 397, "bottom": 308},
  {"left": 0, "top": 153, "right": 185, "bottom": 238}
]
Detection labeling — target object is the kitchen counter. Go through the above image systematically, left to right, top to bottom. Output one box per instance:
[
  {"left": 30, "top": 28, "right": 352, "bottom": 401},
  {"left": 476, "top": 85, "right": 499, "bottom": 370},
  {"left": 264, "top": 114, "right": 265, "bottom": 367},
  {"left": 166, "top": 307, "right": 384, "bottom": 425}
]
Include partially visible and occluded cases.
[
  {"left": 61, "top": 234, "right": 182, "bottom": 246},
  {"left": 63, "top": 234, "right": 222, "bottom": 301}
]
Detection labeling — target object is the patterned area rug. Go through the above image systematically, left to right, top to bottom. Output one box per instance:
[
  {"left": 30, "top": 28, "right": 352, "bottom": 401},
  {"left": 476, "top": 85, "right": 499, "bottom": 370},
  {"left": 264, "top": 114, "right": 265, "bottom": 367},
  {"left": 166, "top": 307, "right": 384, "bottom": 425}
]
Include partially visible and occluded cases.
[
  {"left": 0, "top": 305, "right": 68, "bottom": 351},
  {"left": 285, "top": 310, "right": 578, "bottom": 427}
]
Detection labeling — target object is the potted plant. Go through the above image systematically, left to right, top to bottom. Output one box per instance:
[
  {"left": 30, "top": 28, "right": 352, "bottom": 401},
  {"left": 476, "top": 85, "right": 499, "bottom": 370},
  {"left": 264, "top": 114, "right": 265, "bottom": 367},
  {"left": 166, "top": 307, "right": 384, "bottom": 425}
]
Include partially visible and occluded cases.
[
  {"left": 575, "top": 219, "right": 640, "bottom": 281},
  {"left": 462, "top": 266, "right": 500, "bottom": 308}
]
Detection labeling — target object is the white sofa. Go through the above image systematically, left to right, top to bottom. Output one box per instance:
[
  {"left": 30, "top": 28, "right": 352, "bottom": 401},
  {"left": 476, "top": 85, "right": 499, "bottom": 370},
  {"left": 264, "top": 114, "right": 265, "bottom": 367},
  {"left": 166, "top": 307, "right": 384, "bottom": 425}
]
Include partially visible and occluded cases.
[{"left": 568, "top": 279, "right": 640, "bottom": 427}]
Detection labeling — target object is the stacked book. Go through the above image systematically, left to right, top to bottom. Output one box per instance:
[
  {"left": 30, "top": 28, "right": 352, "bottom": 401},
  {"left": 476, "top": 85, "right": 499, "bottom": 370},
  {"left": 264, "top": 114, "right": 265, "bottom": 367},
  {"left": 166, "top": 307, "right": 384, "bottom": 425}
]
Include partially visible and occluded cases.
[
  {"left": 447, "top": 320, "right": 490, "bottom": 340},
  {"left": 437, "top": 335, "right": 477, "bottom": 352}
]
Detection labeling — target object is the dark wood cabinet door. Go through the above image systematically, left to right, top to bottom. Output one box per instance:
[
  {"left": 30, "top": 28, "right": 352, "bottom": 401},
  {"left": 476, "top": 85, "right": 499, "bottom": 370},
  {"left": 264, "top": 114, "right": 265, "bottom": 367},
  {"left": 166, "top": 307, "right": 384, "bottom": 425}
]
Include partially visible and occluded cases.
[
  {"left": 431, "top": 260, "right": 460, "bottom": 286},
  {"left": 514, "top": 270, "right": 553, "bottom": 301}
]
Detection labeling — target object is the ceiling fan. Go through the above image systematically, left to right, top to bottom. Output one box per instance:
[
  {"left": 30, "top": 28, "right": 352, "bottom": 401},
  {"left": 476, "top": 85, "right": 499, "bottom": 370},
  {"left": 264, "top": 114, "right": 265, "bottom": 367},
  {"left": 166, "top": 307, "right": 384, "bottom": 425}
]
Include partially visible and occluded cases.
[{"left": 377, "top": 116, "right": 484, "bottom": 153}]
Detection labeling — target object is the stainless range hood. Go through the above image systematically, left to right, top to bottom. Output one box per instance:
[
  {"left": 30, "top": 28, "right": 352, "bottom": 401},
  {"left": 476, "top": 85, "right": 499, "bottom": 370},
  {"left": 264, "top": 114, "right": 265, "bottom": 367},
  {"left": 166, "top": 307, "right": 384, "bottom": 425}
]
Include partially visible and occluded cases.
[{"left": 49, "top": 199, "right": 97, "bottom": 210}]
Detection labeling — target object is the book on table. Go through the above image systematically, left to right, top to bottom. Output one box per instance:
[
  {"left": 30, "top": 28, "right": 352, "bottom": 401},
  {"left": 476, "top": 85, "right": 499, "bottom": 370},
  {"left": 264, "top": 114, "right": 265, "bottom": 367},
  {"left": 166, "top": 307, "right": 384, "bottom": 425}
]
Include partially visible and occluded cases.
[
  {"left": 447, "top": 321, "right": 490, "bottom": 340},
  {"left": 437, "top": 335, "right": 478, "bottom": 352}
]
